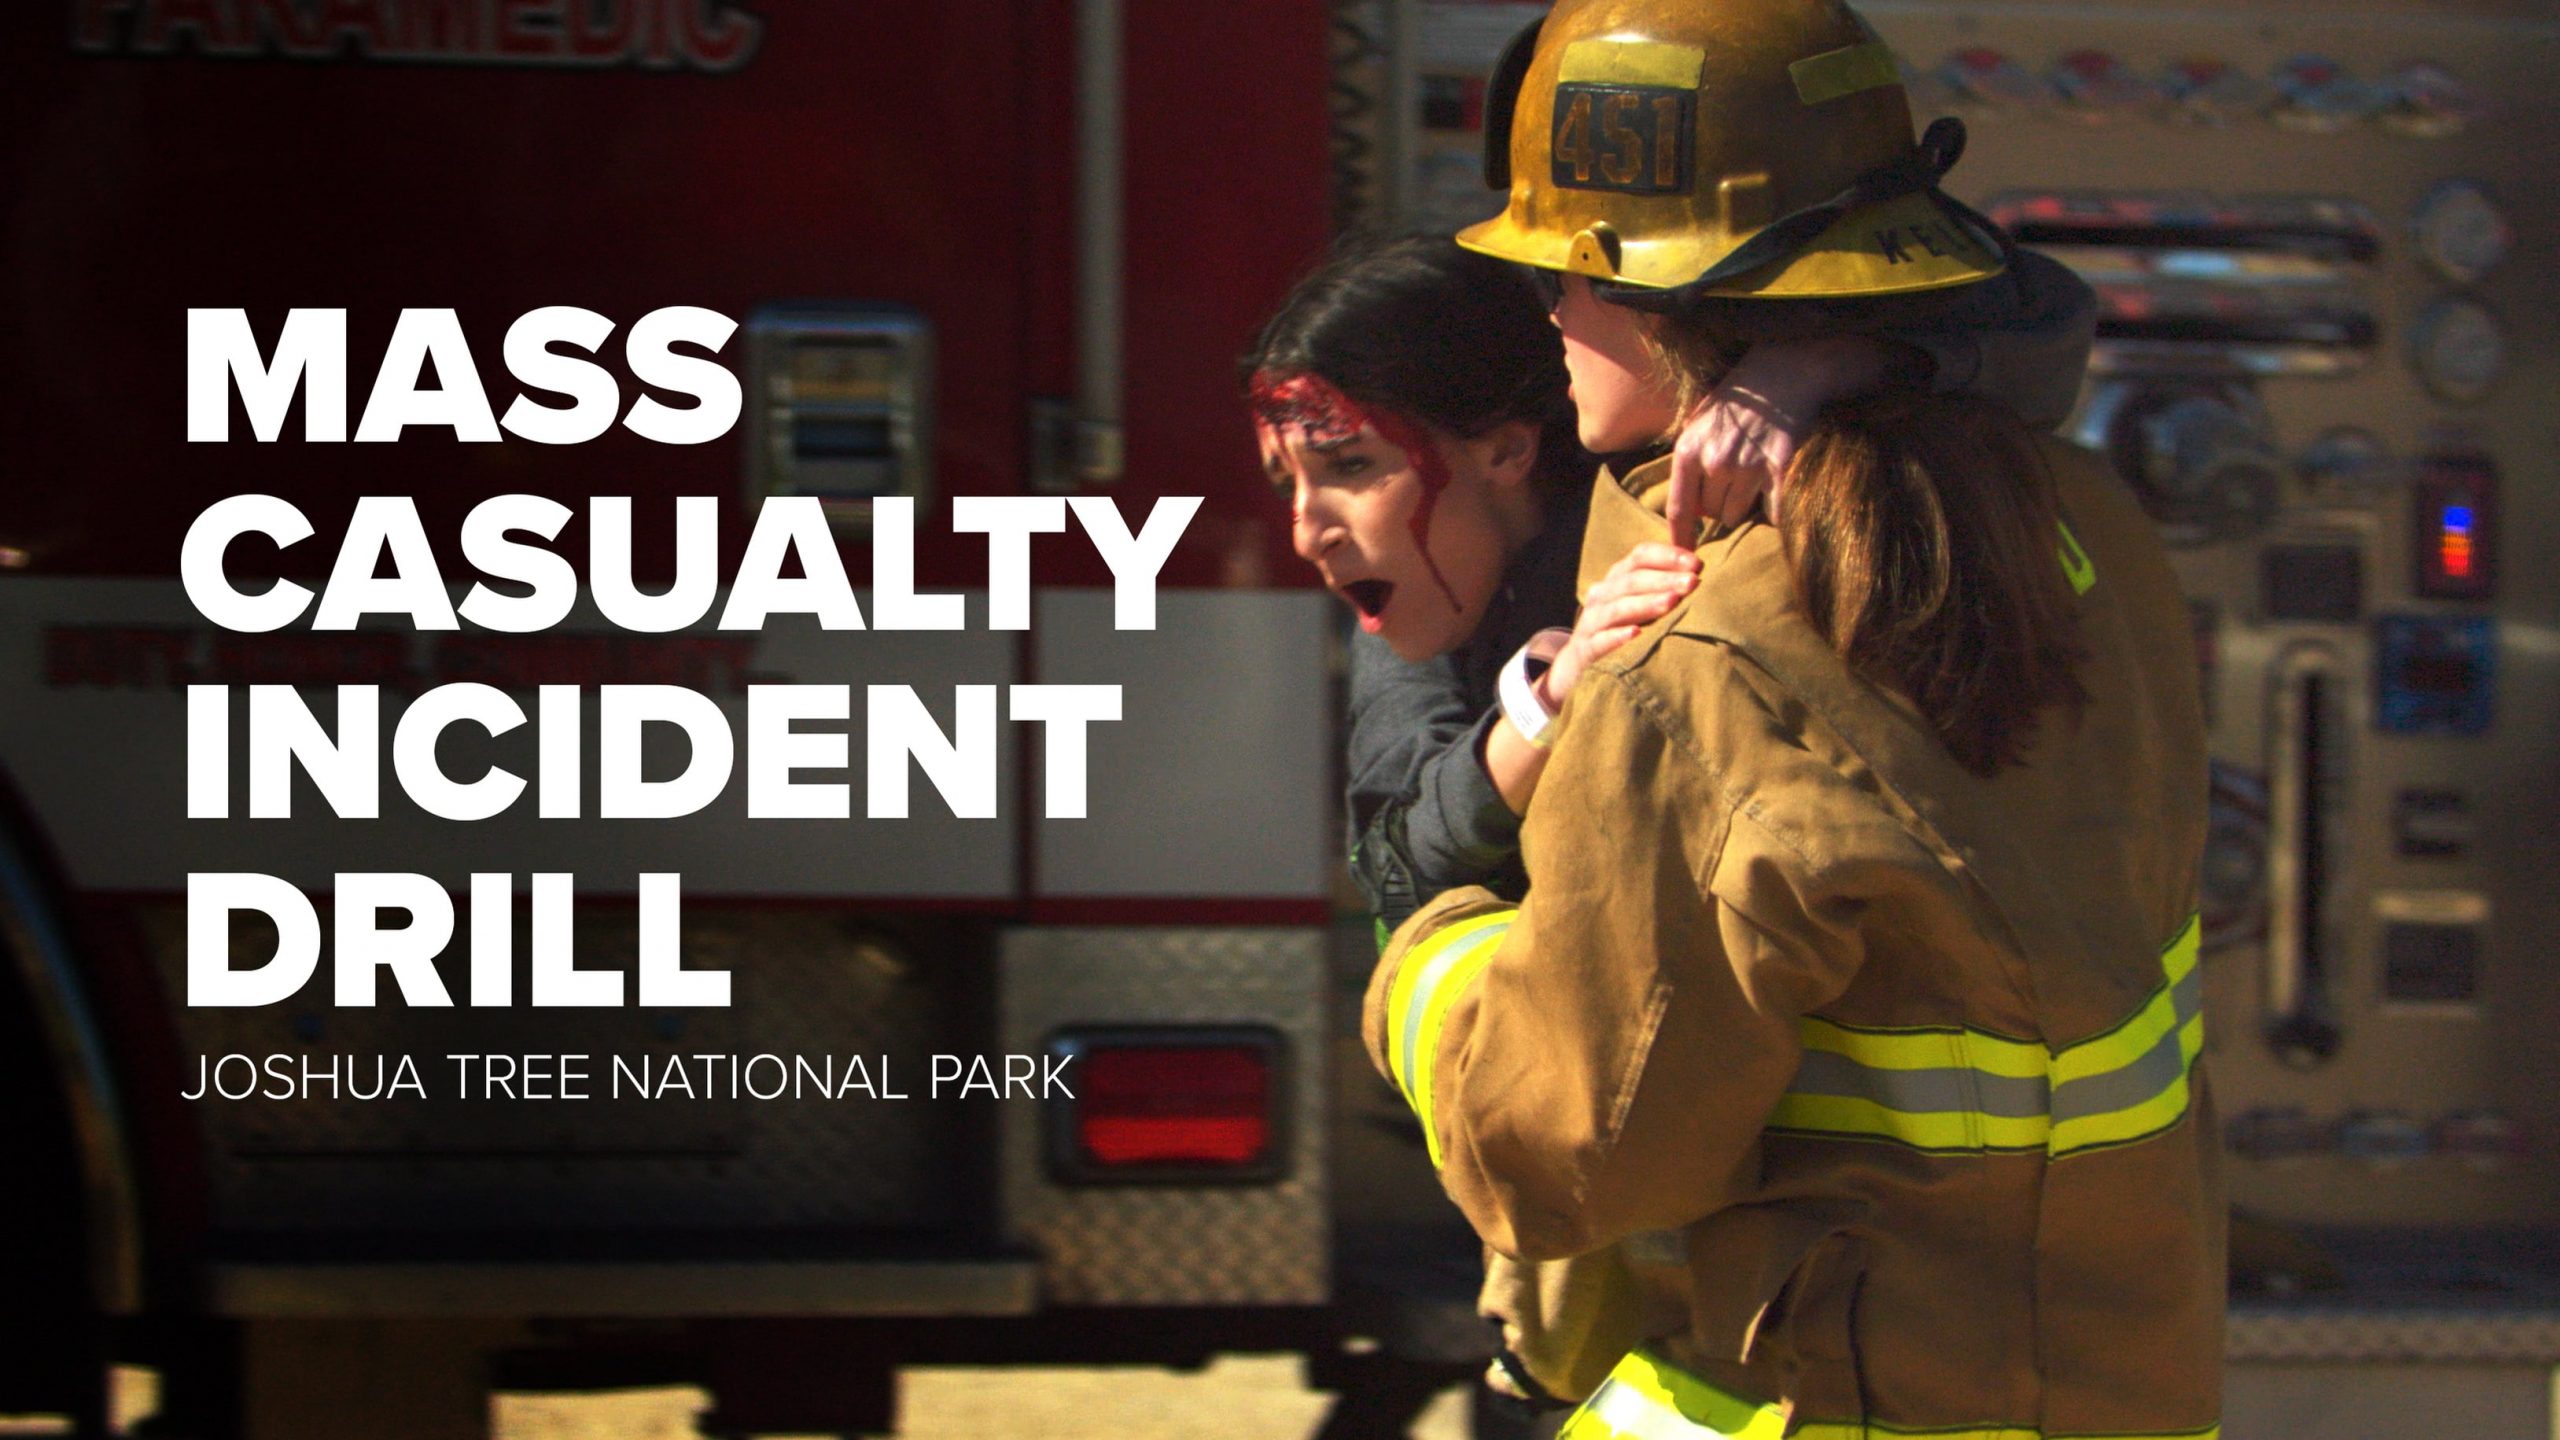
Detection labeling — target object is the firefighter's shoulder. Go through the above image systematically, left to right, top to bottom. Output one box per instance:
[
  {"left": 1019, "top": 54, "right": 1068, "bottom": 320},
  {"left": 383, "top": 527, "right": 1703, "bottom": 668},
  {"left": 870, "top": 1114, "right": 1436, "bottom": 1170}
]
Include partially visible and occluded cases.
[{"left": 1585, "top": 518, "right": 1953, "bottom": 885}]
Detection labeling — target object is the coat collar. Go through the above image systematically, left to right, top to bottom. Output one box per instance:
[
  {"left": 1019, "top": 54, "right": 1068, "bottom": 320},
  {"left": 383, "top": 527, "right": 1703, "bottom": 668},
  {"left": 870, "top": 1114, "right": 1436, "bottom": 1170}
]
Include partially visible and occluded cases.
[{"left": 1577, "top": 453, "right": 1784, "bottom": 640}]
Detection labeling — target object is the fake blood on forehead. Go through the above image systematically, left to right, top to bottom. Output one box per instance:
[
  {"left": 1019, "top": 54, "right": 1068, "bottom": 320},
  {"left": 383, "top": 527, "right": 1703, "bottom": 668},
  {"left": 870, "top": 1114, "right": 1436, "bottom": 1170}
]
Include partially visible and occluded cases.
[{"left": 1248, "top": 370, "right": 1462, "bottom": 612}]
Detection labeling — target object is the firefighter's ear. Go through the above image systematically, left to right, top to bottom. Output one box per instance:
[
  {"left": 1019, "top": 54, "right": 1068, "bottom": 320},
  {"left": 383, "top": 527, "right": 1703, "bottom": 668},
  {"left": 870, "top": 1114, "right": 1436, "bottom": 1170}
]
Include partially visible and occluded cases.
[{"left": 1469, "top": 419, "right": 1541, "bottom": 493}]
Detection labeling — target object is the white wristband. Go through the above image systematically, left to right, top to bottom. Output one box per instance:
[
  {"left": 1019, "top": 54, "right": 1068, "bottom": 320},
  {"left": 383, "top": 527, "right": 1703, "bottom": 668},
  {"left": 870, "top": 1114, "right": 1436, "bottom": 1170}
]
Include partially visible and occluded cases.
[{"left": 1498, "top": 627, "right": 1574, "bottom": 750}]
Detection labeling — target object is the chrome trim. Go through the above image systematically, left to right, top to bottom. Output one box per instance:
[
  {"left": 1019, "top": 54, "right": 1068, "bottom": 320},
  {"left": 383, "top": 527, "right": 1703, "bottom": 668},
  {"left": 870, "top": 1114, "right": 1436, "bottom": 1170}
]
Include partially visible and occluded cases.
[{"left": 1075, "top": 0, "right": 1125, "bottom": 483}]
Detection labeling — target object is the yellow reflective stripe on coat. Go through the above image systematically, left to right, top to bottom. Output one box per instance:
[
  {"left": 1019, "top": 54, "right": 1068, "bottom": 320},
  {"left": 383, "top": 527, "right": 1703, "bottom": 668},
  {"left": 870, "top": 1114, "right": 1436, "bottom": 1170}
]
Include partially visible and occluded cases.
[
  {"left": 2058, "top": 518, "right": 2096, "bottom": 595},
  {"left": 1384, "top": 909, "right": 1515, "bottom": 1167},
  {"left": 1768, "top": 915, "right": 2203, "bottom": 1158},
  {"left": 1561, "top": 1348, "right": 2219, "bottom": 1440},
  {"left": 1562, "top": 1350, "right": 1789, "bottom": 1440}
]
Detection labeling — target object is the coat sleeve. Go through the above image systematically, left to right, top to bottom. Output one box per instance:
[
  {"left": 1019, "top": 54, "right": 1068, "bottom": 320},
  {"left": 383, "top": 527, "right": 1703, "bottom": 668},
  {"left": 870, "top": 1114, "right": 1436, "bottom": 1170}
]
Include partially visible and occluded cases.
[
  {"left": 1887, "top": 247, "right": 2097, "bottom": 433},
  {"left": 1344, "top": 628, "right": 1526, "bottom": 929},
  {"left": 1364, "top": 660, "right": 1875, "bottom": 1262}
]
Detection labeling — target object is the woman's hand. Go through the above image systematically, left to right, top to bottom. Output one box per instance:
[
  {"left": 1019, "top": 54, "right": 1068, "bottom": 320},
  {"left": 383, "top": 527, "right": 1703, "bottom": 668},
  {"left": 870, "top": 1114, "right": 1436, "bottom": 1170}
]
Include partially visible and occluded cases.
[
  {"left": 1663, "top": 335, "right": 1898, "bottom": 547},
  {"left": 1484, "top": 538, "right": 1699, "bottom": 814},
  {"left": 1481, "top": 543, "right": 1698, "bottom": 815},
  {"left": 1541, "top": 543, "right": 1701, "bottom": 707}
]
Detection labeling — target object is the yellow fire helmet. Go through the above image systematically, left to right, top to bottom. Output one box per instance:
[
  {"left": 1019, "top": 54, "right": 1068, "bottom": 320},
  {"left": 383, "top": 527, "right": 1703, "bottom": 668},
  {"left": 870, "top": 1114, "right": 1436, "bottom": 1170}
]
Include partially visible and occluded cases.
[{"left": 1459, "top": 0, "right": 2006, "bottom": 304}]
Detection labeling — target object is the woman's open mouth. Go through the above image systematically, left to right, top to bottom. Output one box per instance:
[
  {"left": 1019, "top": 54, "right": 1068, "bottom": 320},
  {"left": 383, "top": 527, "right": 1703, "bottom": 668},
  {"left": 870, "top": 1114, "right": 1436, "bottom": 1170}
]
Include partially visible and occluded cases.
[{"left": 1339, "top": 579, "right": 1395, "bottom": 632}]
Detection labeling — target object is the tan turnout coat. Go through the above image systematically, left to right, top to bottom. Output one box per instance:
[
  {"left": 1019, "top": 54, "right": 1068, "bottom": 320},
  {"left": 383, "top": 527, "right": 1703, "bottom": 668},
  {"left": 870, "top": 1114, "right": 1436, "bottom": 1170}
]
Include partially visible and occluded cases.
[{"left": 1366, "top": 441, "right": 2221, "bottom": 1439}]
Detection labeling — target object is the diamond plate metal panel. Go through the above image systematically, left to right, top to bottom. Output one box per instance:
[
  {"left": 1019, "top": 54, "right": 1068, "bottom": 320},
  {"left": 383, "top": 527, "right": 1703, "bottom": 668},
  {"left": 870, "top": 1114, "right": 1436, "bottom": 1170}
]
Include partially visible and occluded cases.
[
  {"left": 144, "top": 903, "right": 970, "bottom": 1236},
  {"left": 1000, "top": 927, "right": 1329, "bottom": 1306},
  {"left": 2229, "top": 1303, "right": 2560, "bottom": 1364}
]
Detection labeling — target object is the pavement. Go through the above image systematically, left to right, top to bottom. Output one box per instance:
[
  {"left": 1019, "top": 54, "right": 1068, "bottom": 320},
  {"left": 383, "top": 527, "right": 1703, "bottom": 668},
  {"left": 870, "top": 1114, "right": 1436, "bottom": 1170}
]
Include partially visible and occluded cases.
[{"left": 493, "top": 1357, "right": 1476, "bottom": 1440}]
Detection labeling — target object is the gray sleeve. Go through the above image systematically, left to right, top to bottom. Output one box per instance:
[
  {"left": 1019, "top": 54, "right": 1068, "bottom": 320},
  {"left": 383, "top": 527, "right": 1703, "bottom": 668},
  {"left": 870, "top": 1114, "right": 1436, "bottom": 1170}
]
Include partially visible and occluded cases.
[
  {"left": 1891, "top": 248, "right": 2097, "bottom": 433},
  {"left": 1344, "top": 629, "right": 1525, "bottom": 930}
]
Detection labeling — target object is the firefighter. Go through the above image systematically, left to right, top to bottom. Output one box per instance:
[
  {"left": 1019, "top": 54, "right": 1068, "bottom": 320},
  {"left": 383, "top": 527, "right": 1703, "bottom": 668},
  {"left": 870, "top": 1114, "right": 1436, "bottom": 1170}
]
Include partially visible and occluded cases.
[
  {"left": 1361, "top": 0, "right": 2221, "bottom": 1435},
  {"left": 1250, "top": 232, "right": 2099, "bottom": 1415},
  {"left": 1252, "top": 240, "right": 2095, "bottom": 935}
]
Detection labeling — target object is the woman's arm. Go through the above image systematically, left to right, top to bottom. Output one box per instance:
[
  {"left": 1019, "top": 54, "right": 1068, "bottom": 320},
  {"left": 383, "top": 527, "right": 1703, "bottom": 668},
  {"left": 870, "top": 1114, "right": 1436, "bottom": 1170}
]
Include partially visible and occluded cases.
[
  {"left": 1891, "top": 247, "right": 2099, "bottom": 434},
  {"left": 1661, "top": 249, "right": 2099, "bottom": 543},
  {"left": 1349, "top": 542, "right": 1699, "bottom": 916},
  {"left": 1483, "top": 542, "right": 1700, "bottom": 813},
  {"left": 1343, "top": 630, "right": 1527, "bottom": 930}
]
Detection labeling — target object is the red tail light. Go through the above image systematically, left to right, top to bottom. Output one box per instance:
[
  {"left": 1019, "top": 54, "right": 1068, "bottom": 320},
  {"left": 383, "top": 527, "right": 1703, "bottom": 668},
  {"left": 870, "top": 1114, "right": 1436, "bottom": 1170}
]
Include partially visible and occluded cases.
[{"left": 1048, "top": 1029, "right": 1287, "bottom": 1182}]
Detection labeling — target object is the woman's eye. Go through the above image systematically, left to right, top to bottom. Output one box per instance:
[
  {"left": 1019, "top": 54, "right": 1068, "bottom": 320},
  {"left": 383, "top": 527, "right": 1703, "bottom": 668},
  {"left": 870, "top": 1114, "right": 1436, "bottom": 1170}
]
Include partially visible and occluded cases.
[{"left": 1331, "top": 453, "right": 1373, "bottom": 479}]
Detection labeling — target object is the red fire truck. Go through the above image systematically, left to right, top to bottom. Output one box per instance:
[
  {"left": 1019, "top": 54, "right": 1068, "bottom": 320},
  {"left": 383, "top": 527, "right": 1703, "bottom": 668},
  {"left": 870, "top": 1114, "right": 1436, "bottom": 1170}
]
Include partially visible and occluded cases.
[
  {"left": 18, "top": 1, "right": 2560, "bottom": 1437},
  {"left": 0, "top": 2, "right": 1488, "bottom": 1434}
]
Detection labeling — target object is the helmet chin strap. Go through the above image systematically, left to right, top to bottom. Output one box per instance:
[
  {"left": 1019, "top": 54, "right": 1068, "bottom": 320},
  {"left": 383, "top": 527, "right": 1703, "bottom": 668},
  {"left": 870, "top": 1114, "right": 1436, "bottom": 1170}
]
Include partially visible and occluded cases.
[{"left": 1596, "top": 117, "right": 2007, "bottom": 313}]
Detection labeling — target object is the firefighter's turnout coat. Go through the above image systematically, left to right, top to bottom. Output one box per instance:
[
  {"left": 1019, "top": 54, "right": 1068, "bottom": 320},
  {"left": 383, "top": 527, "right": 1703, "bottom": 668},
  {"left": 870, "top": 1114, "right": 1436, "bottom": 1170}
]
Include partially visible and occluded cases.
[{"left": 1365, "top": 440, "right": 2221, "bottom": 1439}]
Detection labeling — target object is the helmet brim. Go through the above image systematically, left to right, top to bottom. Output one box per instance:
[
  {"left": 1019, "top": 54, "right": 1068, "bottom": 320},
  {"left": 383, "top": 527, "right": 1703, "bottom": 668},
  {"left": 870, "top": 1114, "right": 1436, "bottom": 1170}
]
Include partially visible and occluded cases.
[{"left": 1459, "top": 188, "right": 2004, "bottom": 300}]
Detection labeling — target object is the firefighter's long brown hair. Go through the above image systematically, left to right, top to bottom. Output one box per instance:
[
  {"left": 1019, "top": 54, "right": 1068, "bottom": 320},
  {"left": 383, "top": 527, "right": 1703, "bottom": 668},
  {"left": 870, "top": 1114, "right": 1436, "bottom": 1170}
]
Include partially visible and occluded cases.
[
  {"left": 1652, "top": 301, "right": 2090, "bottom": 772},
  {"left": 1776, "top": 388, "right": 2089, "bottom": 774}
]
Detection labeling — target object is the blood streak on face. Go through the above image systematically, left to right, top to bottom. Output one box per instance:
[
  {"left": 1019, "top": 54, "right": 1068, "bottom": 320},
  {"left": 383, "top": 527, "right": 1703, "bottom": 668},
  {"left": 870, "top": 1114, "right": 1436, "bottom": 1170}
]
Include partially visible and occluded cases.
[{"left": 1248, "top": 370, "right": 1463, "bottom": 611}]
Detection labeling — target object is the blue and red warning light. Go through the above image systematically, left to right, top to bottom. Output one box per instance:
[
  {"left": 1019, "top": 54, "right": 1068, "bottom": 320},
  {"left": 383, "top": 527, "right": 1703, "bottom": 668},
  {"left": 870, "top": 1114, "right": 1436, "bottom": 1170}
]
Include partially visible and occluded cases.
[
  {"left": 2413, "top": 457, "right": 2496, "bottom": 602},
  {"left": 2437, "top": 503, "right": 2474, "bottom": 581}
]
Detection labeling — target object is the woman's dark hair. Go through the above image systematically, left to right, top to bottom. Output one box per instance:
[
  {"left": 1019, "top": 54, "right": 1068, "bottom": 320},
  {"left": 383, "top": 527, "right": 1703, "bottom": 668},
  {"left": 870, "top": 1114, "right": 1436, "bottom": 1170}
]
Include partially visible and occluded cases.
[
  {"left": 1244, "top": 235, "right": 1587, "bottom": 492},
  {"left": 1776, "top": 387, "right": 2091, "bottom": 775}
]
